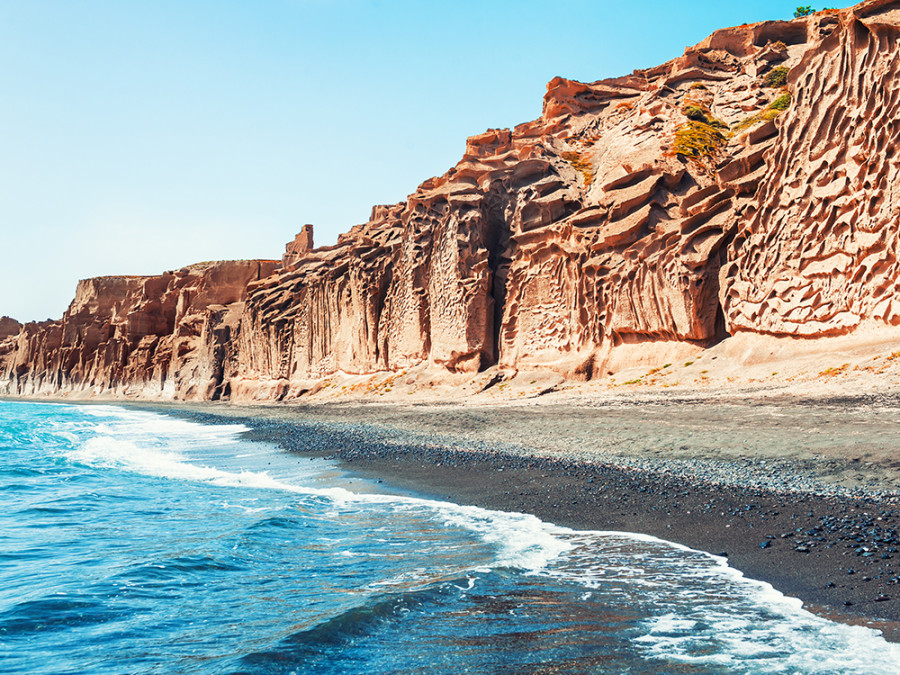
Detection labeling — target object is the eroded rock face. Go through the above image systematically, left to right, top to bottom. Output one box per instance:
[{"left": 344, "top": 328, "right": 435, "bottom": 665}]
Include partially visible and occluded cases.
[
  {"left": 4, "top": 0, "right": 900, "bottom": 399},
  {"left": 723, "top": 1, "right": 900, "bottom": 336},
  {"left": 236, "top": 3, "right": 860, "bottom": 387},
  {"left": 282, "top": 224, "right": 314, "bottom": 270},
  {"left": 0, "top": 261, "right": 278, "bottom": 399},
  {"left": 0, "top": 317, "right": 21, "bottom": 340}
]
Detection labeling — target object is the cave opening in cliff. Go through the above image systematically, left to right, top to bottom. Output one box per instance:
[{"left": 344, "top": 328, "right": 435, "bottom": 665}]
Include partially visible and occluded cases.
[
  {"left": 752, "top": 22, "right": 808, "bottom": 47},
  {"left": 482, "top": 188, "right": 513, "bottom": 367},
  {"left": 714, "top": 301, "right": 728, "bottom": 343}
]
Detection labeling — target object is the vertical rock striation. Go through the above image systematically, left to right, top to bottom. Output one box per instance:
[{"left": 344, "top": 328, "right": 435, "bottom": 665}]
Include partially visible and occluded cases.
[
  {"left": 4, "top": 0, "right": 900, "bottom": 400},
  {"left": 723, "top": 2, "right": 900, "bottom": 336},
  {"left": 1, "top": 261, "right": 278, "bottom": 399}
]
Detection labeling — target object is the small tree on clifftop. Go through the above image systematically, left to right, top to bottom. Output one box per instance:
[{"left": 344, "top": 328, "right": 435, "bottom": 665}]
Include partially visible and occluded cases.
[{"left": 794, "top": 6, "right": 815, "bottom": 16}]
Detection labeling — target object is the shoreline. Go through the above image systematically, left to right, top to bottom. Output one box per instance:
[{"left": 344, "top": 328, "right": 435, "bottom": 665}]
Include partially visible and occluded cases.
[
  {"left": 5, "top": 392, "right": 900, "bottom": 641},
  {"left": 112, "top": 397, "right": 900, "bottom": 643}
]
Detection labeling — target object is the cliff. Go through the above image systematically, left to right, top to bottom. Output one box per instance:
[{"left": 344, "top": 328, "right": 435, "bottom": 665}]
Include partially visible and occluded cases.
[
  {"left": 4, "top": 0, "right": 900, "bottom": 401},
  {"left": 0, "top": 261, "right": 278, "bottom": 399},
  {"left": 0, "top": 317, "right": 21, "bottom": 341}
]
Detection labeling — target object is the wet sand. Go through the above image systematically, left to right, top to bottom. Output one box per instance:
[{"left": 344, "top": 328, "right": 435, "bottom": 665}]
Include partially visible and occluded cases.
[{"left": 128, "top": 395, "right": 900, "bottom": 642}]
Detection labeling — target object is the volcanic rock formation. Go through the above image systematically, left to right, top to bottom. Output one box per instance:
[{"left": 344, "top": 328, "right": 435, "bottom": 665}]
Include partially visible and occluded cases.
[
  {"left": 4, "top": 0, "right": 900, "bottom": 400},
  {"left": 282, "top": 224, "right": 314, "bottom": 270},
  {"left": 1, "top": 262, "right": 278, "bottom": 399},
  {"left": 0, "top": 317, "right": 21, "bottom": 341}
]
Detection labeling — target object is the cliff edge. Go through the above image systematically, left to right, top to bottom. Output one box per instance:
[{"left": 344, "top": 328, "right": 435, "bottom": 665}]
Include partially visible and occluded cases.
[{"left": 5, "top": 0, "right": 900, "bottom": 401}]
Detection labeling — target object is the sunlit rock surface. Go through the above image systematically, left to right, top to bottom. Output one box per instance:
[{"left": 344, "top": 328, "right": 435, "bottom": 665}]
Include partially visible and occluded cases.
[
  {"left": 4, "top": 0, "right": 900, "bottom": 400},
  {"left": 1, "top": 262, "right": 278, "bottom": 399}
]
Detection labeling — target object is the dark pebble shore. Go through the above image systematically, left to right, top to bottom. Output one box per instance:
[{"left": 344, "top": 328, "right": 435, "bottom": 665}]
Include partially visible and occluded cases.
[{"left": 140, "top": 402, "right": 900, "bottom": 642}]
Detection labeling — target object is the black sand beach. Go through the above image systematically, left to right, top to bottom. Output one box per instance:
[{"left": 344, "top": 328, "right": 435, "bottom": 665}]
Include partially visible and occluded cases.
[{"left": 131, "top": 395, "right": 900, "bottom": 642}]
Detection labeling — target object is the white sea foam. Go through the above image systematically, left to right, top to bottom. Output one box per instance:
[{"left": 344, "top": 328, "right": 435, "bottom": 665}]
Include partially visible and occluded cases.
[
  {"left": 55, "top": 404, "right": 900, "bottom": 672},
  {"left": 70, "top": 405, "right": 249, "bottom": 446},
  {"left": 51, "top": 406, "right": 355, "bottom": 504},
  {"left": 55, "top": 406, "right": 575, "bottom": 576},
  {"left": 66, "top": 433, "right": 361, "bottom": 501},
  {"left": 430, "top": 502, "right": 571, "bottom": 571},
  {"left": 538, "top": 530, "right": 900, "bottom": 673},
  {"left": 637, "top": 605, "right": 900, "bottom": 673}
]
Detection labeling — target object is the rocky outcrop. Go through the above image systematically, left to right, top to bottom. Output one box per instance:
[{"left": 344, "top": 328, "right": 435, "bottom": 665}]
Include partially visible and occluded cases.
[
  {"left": 4, "top": 0, "right": 900, "bottom": 400},
  {"left": 282, "top": 224, "right": 314, "bottom": 270},
  {"left": 1, "top": 261, "right": 278, "bottom": 399},
  {"left": 0, "top": 317, "right": 21, "bottom": 340},
  {"left": 0, "top": 317, "right": 22, "bottom": 369}
]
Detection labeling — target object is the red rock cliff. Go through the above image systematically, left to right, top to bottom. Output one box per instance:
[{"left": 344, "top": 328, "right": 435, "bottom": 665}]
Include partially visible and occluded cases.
[
  {"left": 4, "top": 0, "right": 900, "bottom": 400},
  {"left": 1, "top": 261, "right": 278, "bottom": 399},
  {"left": 0, "top": 317, "right": 21, "bottom": 341}
]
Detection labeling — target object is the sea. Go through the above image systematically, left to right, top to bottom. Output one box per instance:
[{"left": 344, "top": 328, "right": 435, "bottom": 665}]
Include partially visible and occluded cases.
[{"left": 2, "top": 400, "right": 899, "bottom": 674}]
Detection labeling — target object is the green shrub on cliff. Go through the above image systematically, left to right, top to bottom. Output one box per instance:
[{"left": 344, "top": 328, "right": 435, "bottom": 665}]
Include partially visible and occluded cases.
[
  {"left": 794, "top": 6, "right": 834, "bottom": 17},
  {"left": 765, "top": 66, "right": 790, "bottom": 87},
  {"left": 731, "top": 92, "right": 793, "bottom": 135},
  {"left": 769, "top": 93, "right": 792, "bottom": 111},
  {"left": 680, "top": 104, "right": 727, "bottom": 129},
  {"left": 683, "top": 105, "right": 709, "bottom": 122},
  {"left": 672, "top": 121, "right": 726, "bottom": 159}
]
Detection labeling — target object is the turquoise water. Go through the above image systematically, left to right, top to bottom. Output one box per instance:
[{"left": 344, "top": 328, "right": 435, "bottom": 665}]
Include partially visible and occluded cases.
[{"left": 1, "top": 400, "right": 899, "bottom": 674}]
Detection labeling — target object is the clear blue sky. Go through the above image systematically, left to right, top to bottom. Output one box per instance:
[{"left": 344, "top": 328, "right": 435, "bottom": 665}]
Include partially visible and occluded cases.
[{"left": 0, "top": 1, "right": 851, "bottom": 322}]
